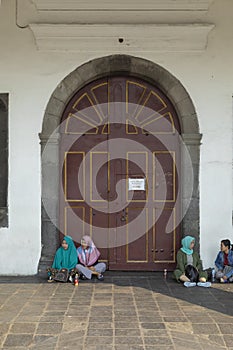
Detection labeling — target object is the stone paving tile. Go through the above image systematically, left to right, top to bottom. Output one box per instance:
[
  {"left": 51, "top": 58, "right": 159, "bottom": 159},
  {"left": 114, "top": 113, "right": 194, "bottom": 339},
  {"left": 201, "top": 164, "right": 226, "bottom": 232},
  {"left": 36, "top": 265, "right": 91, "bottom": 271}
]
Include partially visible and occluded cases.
[
  {"left": 0, "top": 274, "right": 233, "bottom": 350},
  {"left": 158, "top": 302, "right": 179, "bottom": 311},
  {"left": 14, "top": 315, "right": 41, "bottom": 322},
  {"left": 186, "top": 315, "right": 214, "bottom": 323},
  {"left": 88, "top": 316, "right": 113, "bottom": 322},
  {"left": 139, "top": 316, "right": 164, "bottom": 322},
  {"left": 163, "top": 316, "right": 188, "bottom": 322},
  {"left": 62, "top": 320, "right": 87, "bottom": 332},
  {"left": 114, "top": 321, "right": 140, "bottom": 328},
  {"left": 166, "top": 321, "right": 193, "bottom": 334},
  {"left": 9, "top": 322, "right": 37, "bottom": 334},
  {"left": 36, "top": 322, "right": 63, "bottom": 335},
  {"left": 88, "top": 322, "right": 113, "bottom": 329},
  {"left": 140, "top": 322, "right": 166, "bottom": 329},
  {"left": 0, "top": 323, "right": 10, "bottom": 335},
  {"left": 192, "top": 323, "right": 220, "bottom": 335},
  {"left": 218, "top": 323, "right": 233, "bottom": 334},
  {"left": 87, "top": 328, "right": 113, "bottom": 337},
  {"left": 115, "top": 328, "right": 140, "bottom": 336},
  {"left": 141, "top": 328, "right": 168, "bottom": 336},
  {"left": 57, "top": 332, "right": 83, "bottom": 348},
  {"left": 3, "top": 334, "right": 33, "bottom": 347},
  {"left": 171, "top": 334, "right": 202, "bottom": 349},
  {"left": 200, "top": 334, "right": 227, "bottom": 347},
  {"left": 31, "top": 335, "right": 58, "bottom": 349},
  {"left": 85, "top": 336, "right": 113, "bottom": 345},
  {"left": 115, "top": 336, "right": 143, "bottom": 345},
  {"left": 144, "top": 336, "right": 173, "bottom": 346},
  {"left": 225, "top": 336, "right": 233, "bottom": 348},
  {"left": 173, "top": 340, "right": 202, "bottom": 349},
  {"left": 85, "top": 346, "right": 113, "bottom": 350},
  {"left": 115, "top": 346, "right": 145, "bottom": 350},
  {"left": 145, "top": 346, "right": 174, "bottom": 350},
  {"left": 200, "top": 346, "right": 226, "bottom": 350},
  {"left": 1, "top": 347, "right": 28, "bottom": 350}
]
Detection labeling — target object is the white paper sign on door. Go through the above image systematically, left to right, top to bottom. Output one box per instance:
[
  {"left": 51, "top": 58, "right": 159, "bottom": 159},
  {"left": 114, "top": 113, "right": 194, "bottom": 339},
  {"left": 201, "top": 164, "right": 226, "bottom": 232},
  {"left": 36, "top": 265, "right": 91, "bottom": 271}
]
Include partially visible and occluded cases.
[{"left": 128, "top": 178, "right": 145, "bottom": 191}]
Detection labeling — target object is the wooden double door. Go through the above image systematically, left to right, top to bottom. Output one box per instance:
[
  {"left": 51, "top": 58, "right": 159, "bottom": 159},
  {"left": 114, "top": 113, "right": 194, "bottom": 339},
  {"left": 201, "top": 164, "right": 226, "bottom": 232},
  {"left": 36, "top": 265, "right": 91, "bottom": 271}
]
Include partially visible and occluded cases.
[{"left": 59, "top": 76, "right": 181, "bottom": 271}]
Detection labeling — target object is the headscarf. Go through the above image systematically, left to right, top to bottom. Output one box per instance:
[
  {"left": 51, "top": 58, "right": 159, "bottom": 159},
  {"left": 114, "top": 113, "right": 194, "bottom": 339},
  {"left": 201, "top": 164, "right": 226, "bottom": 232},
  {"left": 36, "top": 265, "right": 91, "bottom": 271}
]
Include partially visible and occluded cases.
[
  {"left": 52, "top": 235, "right": 78, "bottom": 270},
  {"left": 77, "top": 235, "right": 100, "bottom": 267},
  {"left": 180, "top": 236, "right": 195, "bottom": 255}
]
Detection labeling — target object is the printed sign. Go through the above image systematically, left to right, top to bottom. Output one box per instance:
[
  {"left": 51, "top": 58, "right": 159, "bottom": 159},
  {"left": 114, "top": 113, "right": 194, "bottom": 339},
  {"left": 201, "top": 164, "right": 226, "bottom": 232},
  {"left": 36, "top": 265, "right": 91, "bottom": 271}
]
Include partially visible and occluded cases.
[{"left": 128, "top": 178, "right": 146, "bottom": 191}]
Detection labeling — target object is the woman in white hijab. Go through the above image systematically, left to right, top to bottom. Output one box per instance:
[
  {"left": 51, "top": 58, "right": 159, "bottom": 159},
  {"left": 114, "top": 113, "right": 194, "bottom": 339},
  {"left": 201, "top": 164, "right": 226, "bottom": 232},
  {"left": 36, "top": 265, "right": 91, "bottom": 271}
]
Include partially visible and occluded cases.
[{"left": 76, "top": 235, "right": 106, "bottom": 280}]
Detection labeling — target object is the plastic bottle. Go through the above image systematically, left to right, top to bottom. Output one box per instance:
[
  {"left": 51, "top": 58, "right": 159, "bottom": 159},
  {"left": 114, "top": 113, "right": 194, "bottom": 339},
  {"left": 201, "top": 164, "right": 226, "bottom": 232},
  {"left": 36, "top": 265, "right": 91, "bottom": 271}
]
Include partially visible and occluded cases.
[
  {"left": 211, "top": 268, "right": 215, "bottom": 282},
  {"left": 164, "top": 269, "right": 167, "bottom": 279},
  {"left": 74, "top": 273, "right": 79, "bottom": 286}
]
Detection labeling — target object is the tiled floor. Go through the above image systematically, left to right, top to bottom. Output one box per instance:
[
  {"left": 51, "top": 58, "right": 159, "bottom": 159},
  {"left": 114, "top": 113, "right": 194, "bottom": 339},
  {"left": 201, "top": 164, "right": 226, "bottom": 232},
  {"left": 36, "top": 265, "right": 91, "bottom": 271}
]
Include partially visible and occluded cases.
[{"left": 0, "top": 272, "right": 233, "bottom": 349}]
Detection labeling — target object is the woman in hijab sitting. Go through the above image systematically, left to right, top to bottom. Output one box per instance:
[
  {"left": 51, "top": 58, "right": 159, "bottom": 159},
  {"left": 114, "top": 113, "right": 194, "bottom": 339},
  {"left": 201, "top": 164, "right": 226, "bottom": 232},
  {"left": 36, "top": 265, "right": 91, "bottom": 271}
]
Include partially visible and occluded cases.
[
  {"left": 47, "top": 235, "right": 78, "bottom": 282},
  {"left": 76, "top": 235, "right": 106, "bottom": 281},
  {"left": 173, "top": 235, "right": 211, "bottom": 287}
]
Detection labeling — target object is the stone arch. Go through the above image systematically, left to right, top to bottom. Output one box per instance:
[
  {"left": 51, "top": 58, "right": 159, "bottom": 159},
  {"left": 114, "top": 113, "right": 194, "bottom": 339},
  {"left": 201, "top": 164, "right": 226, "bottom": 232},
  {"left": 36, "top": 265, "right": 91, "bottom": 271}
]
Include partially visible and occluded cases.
[{"left": 39, "top": 55, "right": 201, "bottom": 273}]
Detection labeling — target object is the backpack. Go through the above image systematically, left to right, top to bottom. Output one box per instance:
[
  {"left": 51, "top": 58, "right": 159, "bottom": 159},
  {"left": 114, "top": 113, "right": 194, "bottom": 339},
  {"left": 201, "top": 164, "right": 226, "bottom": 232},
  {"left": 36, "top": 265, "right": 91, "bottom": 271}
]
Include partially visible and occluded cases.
[
  {"left": 185, "top": 265, "right": 199, "bottom": 283},
  {"left": 53, "top": 268, "right": 69, "bottom": 282}
]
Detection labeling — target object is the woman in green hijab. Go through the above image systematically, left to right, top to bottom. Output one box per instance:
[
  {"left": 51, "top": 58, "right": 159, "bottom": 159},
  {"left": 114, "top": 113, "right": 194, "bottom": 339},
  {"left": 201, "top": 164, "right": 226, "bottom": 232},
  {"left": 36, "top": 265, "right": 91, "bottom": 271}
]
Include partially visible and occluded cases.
[
  {"left": 173, "top": 235, "right": 210, "bottom": 287},
  {"left": 48, "top": 236, "right": 78, "bottom": 282}
]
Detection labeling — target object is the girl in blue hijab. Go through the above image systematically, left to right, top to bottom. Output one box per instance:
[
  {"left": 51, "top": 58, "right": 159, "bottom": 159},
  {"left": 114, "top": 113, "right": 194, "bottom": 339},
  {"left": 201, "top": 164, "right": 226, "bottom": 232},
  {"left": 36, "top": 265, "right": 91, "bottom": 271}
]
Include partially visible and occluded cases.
[
  {"left": 173, "top": 235, "right": 211, "bottom": 288},
  {"left": 48, "top": 236, "right": 78, "bottom": 282}
]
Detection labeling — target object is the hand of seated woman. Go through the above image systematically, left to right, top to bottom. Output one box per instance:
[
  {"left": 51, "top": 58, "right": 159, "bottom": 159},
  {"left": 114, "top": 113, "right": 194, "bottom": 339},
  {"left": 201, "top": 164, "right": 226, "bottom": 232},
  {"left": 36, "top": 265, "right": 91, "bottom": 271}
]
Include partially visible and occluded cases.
[{"left": 88, "top": 266, "right": 96, "bottom": 271}]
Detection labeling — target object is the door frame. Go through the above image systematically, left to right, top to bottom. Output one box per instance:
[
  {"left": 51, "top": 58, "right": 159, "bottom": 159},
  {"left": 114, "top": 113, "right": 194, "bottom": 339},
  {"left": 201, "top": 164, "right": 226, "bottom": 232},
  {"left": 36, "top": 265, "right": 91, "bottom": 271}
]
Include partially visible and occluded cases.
[{"left": 38, "top": 54, "right": 201, "bottom": 274}]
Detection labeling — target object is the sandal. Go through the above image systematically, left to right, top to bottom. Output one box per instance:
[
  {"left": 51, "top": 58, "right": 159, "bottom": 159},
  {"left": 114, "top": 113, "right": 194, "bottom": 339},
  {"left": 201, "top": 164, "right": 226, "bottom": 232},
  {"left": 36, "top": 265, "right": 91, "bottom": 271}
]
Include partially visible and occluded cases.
[
  {"left": 80, "top": 274, "right": 87, "bottom": 280},
  {"left": 97, "top": 274, "right": 104, "bottom": 281},
  {"left": 47, "top": 275, "right": 54, "bottom": 283},
  {"left": 184, "top": 281, "right": 196, "bottom": 287}
]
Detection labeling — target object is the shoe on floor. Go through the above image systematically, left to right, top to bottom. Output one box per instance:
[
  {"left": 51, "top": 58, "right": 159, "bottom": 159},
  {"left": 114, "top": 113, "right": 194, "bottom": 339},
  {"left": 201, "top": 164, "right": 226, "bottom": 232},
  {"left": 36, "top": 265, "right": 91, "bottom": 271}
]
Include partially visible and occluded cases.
[
  {"left": 80, "top": 274, "right": 87, "bottom": 280},
  {"left": 97, "top": 274, "right": 104, "bottom": 281},
  {"left": 68, "top": 275, "right": 73, "bottom": 283},
  {"left": 47, "top": 276, "right": 54, "bottom": 283},
  {"left": 220, "top": 278, "right": 228, "bottom": 283},
  {"left": 184, "top": 281, "right": 196, "bottom": 287},
  {"left": 197, "top": 281, "right": 211, "bottom": 288}
]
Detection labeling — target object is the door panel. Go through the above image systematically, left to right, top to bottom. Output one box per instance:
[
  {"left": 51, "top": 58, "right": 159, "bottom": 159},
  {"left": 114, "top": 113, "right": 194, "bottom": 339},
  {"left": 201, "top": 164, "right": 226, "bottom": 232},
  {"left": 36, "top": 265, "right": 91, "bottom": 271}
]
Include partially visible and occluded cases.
[{"left": 59, "top": 76, "right": 181, "bottom": 271}]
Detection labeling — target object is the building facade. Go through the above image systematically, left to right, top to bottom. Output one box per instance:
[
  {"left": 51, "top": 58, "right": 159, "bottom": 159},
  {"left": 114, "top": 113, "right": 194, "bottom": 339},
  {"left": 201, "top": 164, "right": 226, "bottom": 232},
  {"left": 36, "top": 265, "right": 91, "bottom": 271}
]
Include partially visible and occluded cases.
[{"left": 0, "top": 0, "right": 232, "bottom": 274}]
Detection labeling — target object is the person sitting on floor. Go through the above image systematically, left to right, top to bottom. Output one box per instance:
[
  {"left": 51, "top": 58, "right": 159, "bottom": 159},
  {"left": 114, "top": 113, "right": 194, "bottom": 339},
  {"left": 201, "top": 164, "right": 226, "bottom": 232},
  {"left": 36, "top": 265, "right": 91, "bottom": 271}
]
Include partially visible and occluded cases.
[
  {"left": 47, "top": 235, "right": 78, "bottom": 282},
  {"left": 76, "top": 235, "right": 106, "bottom": 281},
  {"left": 173, "top": 235, "right": 211, "bottom": 288},
  {"left": 215, "top": 239, "right": 233, "bottom": 283}
]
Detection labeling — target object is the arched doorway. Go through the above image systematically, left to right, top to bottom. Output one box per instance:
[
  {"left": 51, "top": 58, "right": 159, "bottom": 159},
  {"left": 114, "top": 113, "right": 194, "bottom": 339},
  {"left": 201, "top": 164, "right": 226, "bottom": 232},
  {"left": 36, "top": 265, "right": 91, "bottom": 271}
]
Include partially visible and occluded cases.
[
  {"left": 39, "top": 55, "right": 201, "bottom": 274},
  {"left": 60, "top": 76, "right": 181, "bottom": 271}
]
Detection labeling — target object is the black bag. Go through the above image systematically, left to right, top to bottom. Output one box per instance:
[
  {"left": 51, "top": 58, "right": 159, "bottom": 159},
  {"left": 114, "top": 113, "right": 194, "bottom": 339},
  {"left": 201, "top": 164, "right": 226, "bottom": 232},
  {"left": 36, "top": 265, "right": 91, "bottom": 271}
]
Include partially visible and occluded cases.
[
  {"left": 185, "top": 265, "right": 199, "bottom": 283},
  {"left": 204, "top": 267, "right": 212, "bottom": 282},
  {"left": 53, "top": 268, "right": 69, "bottom": 282}
]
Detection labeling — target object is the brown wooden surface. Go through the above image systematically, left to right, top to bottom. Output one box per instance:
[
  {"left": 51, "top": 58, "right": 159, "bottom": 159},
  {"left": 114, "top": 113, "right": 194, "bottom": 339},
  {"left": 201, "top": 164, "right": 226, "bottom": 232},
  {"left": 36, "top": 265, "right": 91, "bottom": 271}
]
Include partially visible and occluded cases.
[{"left": 59, "top": 76, "right": 181, "bottom": 271}]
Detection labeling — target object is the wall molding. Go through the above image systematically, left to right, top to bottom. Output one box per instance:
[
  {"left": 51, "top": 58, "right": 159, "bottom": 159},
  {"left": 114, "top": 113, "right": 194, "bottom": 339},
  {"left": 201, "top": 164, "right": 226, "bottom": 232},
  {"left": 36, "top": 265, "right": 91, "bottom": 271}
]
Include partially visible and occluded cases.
[
  {"left": 32, "top": 0, "right": 214, "bottom": 11},
  {"left": 29, "top": 23, "right": 214, "bottom": 52}
]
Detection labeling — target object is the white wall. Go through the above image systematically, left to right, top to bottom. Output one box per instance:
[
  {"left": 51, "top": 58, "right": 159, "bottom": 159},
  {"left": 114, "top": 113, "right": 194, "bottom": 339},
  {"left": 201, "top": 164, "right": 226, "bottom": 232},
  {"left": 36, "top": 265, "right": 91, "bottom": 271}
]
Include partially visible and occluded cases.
[{"left": 0, "top": 0, "right": 232, "bottom": 273}]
